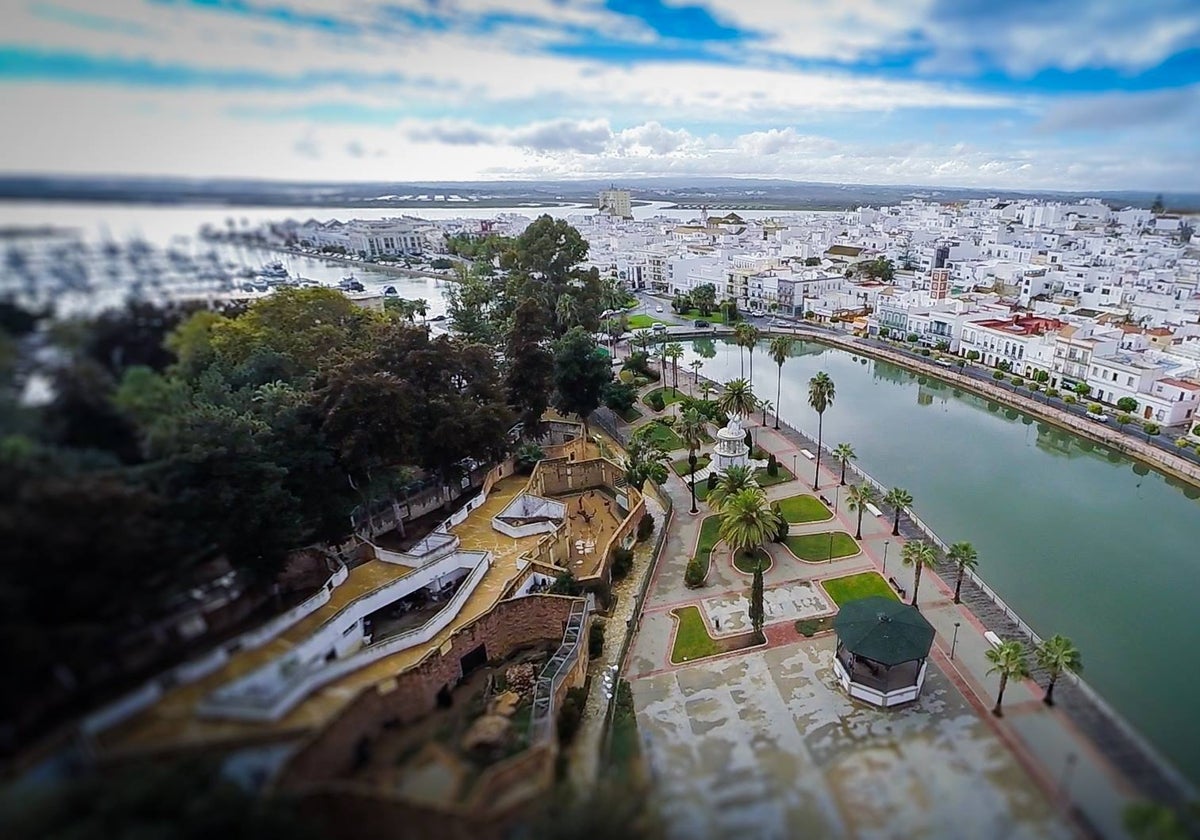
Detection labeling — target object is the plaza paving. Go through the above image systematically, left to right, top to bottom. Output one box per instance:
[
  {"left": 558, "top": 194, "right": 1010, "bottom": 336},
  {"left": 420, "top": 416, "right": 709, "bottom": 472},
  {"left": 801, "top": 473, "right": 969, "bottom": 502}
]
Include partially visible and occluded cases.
[
  {"left": 701, "top": 580, "right": 831, "bottom": 635},
  {"left": 631, "top": 640, "right": 1072, "bottom": 840}
]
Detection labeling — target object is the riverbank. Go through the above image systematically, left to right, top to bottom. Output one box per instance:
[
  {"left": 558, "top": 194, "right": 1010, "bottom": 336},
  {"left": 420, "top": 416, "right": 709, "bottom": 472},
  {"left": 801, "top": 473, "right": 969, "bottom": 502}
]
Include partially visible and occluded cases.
[
  {"left": 203, "top": 235, "right": 459, "bottom": 282},
  {"left": 613, "top": 339, "right": 1196, "bottom": 819}
]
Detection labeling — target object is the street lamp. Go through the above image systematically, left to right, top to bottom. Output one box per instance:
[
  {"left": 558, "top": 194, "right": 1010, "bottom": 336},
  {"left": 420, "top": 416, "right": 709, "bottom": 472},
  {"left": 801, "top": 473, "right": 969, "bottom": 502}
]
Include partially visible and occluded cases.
[
  {"left": 792, "top": 452, "right": 797, "bottom": 479},
  {"left": 828, "top": 485, "right": 841, "bottom": 564},
  {"left": 883, "top": 540, "right": 890, "bottom": 574},
  {"left": 951, "top": 621, "right": 961, "bottom": 660},
  {"left": 1059, "top": 752, "right": 1078, "bottom": 800}
]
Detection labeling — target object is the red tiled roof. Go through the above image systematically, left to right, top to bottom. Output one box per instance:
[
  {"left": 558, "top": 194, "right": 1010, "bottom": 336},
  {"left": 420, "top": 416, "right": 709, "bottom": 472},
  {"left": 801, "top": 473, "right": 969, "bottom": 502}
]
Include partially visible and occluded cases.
[{"left": 1159, "top": 378, "right": 1200, "bottom": 391}]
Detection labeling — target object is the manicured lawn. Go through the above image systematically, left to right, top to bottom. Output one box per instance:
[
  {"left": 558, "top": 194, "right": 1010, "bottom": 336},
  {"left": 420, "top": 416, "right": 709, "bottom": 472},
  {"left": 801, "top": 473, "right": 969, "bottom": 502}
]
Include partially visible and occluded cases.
[
  {"left": 679, "top": 308, "right": 727, "bottom": 324},
  {"left": 628, "top": 314, "right": 667, "bottom": 329},
  {"left": 642, "top": 386, "right": 686, "bottom": 410},
  {"left": 617, "top": 405, "right": 643, "bottom": 423},
  {"left": 639, "top": 421, "right": 684, "bottom": 451},
  {"left": 672, "top": 453, "right": 710, "bottom": 476},
  {"left": 754, "top": 466, "right": 794, "bottom": 487},
  {"left": 694, "top": 481, "right": 711, "bottom": 502},
  {"left": 777, "top": 494, "right": 833, "bottom": 524},
  {"left": 694, "top": 515, "right": 721, "bottom": 565},
  {"left": 783, "top": 531, "right": 858, "bottom": 563},
  {"left": 732, "top": 547, "right": 772, "bottom": 574},
  {"left": 822, "top": 571, "right": 898, "bottom": 606},
  {"left": 669, "top": 605, "right": 722, "bottom": 662},
  {"left": 795, "top": 616, "right": 835, "bottom": 637}
]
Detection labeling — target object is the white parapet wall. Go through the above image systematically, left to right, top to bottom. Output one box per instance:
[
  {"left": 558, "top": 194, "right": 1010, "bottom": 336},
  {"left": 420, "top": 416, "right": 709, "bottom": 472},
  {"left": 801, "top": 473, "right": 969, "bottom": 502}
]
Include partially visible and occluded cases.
[
  {"left": 492, "top": 493, "right": 565, "bottom": 539},
  {"left": 197, "top": 550, "right": 491, "bottom": 723}
]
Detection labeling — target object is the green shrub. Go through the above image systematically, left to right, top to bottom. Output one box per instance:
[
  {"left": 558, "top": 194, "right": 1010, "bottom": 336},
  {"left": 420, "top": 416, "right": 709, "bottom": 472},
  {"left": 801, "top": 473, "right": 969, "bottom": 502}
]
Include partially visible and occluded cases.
[
  {"left": 906, "top": 333, "right": 919, "bottom": 343},
  {"left": 919, "top": 348, "right": 931, "bottom": 357},
  {"left": 966, "top": 350, "right": 980, "bottom": 362},
  {"left": 992, "top": 370, "right": 1005, "bottom": 380},
  {"left": 1011, "top": 375, "right": 1024, "bottom": 386},
  {"left": 1030, "top": 382, "right": 1041, "bottom": 392},
  {"left": 1046, "top": 388, "right": 1060, "bottom": 398},
  {"left": 647, "top": 391, "right": 665, "bottom": 411},
  {"left": 1064, "top": 394, "right": 1077, "bottom": 404},
  {"left": 1117, "top": 397, "right": 1139, "bottom": 413},
  {"left": 1087, "top": 403, "right": 1102, "bottom": 414},
  {"left": 1117, "top": 413, "right": 1133, "bottom": 426},
  {"left": 1144, "top": 422, "right": 1161, "bottom": 436},
  {"left": 1193, "top": 424, "right": 1200, "bottom": 437},
  {"left": 1177, "top": 437, "right": 1192, "bottom": 448},
  {"left": 515, "top": 443, "right": 545, "bottom": 474},
  {"left": 1195, "top": 444, "right": 1200, "bottom": 457},
  {"left": 767, "top": 453, "right": 779, "bottom": 477},
  {"left": 706, "top": 472, "right": 718, "bottom": 491},
  {"left": 772, "top": 503, "right": 788, "bottom": 542},
  {"left": 636, "top": 512, "right": 655, "bottom": 542},
  {"left": 611, "top": 546, "right": 634, "bottom": 580},
  {"left": 684, "top": 556, "right": 707, "bottom": 587},
  {"left": 588, "top": 620, "right": 606, "bottom": 658}
]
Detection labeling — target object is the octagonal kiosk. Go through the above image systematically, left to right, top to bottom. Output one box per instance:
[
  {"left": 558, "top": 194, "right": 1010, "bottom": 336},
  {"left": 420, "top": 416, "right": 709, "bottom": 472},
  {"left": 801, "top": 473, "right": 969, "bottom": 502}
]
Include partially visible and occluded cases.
[
  {"left": 712, "top": 413, "right": 750, "bottom": 474},
  {"left": 833, "top": 596, "right": 934, "bottom": 708}
]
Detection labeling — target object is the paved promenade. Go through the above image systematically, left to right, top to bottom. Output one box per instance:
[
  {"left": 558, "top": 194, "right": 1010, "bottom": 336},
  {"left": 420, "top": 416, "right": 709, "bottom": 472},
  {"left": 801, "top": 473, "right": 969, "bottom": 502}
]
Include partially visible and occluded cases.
[{"left": 612, "top": 350, "right": 1164, "bottom": 839}]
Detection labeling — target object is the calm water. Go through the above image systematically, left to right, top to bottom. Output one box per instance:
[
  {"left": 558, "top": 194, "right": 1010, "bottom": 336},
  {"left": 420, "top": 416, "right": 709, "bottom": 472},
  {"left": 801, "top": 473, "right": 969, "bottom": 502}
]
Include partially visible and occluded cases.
[{"left": 686, "top": 337, "right": 1200, "bottom": 784}]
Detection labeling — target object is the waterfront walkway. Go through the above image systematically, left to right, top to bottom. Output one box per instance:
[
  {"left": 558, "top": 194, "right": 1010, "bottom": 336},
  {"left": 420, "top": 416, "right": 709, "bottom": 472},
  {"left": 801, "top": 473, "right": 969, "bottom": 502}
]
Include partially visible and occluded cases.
[{"left": 612, "top": 346, "right": 1187, "bottom": 840}]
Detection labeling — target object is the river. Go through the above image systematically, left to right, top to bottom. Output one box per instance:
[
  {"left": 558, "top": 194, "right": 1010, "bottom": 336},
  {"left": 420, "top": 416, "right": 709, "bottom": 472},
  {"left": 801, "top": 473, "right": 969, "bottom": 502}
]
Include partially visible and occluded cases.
[{"left": 683, "top": 335, "right": 1200, "bottom": 785}]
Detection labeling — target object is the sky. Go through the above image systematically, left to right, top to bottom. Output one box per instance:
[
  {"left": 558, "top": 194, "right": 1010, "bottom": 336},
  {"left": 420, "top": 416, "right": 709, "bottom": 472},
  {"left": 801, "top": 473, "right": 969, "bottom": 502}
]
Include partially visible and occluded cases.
[{"left": 2, "top": 0, "right": 1200, "bottom": 190}]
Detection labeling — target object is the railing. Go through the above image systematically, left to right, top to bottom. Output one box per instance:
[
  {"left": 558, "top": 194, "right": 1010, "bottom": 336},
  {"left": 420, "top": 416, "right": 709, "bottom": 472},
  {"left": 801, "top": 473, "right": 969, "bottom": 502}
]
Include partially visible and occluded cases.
[{"left": 530, "top": 594, "right": 594, "bottom": 742}]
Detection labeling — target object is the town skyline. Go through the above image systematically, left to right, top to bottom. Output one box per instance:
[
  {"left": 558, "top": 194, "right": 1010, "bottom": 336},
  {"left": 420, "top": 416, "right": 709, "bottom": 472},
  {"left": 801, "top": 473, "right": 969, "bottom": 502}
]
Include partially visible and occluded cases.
[{"left": 3, "top": 0, "right": 1200, "bottom": 190}]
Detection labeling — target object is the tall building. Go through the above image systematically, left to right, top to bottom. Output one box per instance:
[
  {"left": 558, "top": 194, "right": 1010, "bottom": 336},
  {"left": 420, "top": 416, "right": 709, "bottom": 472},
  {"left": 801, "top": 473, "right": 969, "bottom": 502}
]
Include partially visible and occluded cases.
[
  {"left": 598, "top": 187, "right": 632, "bottom": 219},
  {"left": 930, "top": 268, "right": 950, "bottom": 300}
]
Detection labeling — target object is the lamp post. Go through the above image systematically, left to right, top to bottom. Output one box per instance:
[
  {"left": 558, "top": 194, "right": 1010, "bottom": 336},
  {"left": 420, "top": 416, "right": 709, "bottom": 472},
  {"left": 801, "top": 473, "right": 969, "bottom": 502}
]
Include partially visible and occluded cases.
[
  {"left": 792, "top": 452, "right": 797, "bottom": 480},
  {"left": 828, "top": 485, "right": 841, "bottom": 564},
  {"left": 883, "top": 540, "right": 890, "bottom": 574},
  {"left": 951, "top": 621, "right": 961, "bottom": 660},
  {"left": 1059, "top": 752, "right": 1078, "bottom": 800}
]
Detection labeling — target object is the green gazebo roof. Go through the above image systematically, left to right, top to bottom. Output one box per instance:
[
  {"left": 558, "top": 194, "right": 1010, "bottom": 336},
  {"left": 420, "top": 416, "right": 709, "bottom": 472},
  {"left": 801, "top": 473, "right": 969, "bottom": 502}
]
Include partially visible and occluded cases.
[{"left": 833, "top": 596, "right": 935, "bottom": 666}]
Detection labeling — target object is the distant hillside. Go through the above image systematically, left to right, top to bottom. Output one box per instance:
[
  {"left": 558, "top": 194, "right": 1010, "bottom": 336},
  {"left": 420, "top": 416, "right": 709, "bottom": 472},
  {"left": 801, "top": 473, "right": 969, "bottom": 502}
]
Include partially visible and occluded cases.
[{"left": 0, "top": 174, "right": 1196, "bottom": 213}]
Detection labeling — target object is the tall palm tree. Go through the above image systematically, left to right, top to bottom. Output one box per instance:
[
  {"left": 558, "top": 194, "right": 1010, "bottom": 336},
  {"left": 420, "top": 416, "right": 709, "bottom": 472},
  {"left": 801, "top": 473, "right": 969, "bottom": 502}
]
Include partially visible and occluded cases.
[
  {"left": 733, "top": 322, "right": 753, "bottom": 377},
  {"left": 745, "top": 325, "right": 762, "bottom": 385},
  {"left": 632, "top": 329, "right": 652, "bottom": 353},
  {"left": 768, "top": 335, "right": 794, "bottom": 430},
  {"left": 664, "top": 343, "right": 684, "bottom": 396},
  {"left": 689, "top": 358, "right": 703, "bottom": 396},
  {"left": 808, "top": 372, "right": 835, "bottom": 491},
  {"left": 718, "top": 378, "right": 757, "bottom": 423},
  {"left": 699, "top": 380, "right": 714, "bottom": 401},
  {"left": 759, "top": 398, "right": 774, "bottom": 428},
  {"left": 678, "top": 407, "right": 708, "bottom": 515},
  {"left": 832, "top": 442, "right": 856, "bottom": 486},
  {"left": 708, "top": 464, "right": 755, "bottom": 511},
  {"left": 845, "top": 483, "right": 878, "bottom": 540},
  {"left": 883, "top": 487, "right": 912, "bottom": 537},
  {"left": 719, "top": 488, "right": 778, "bottom": 643},
  {"left": 901, "top": 539, "right": 937, "bottom": 607},
  {"left": 947, "top": 541, "right": 979, "bottom": 604},
  {"left": 1035, "top": 634, "right": 1082, "bottom": 706},
  {"left": 986, "top": 640, "right": 1029, "bottom": 717}
]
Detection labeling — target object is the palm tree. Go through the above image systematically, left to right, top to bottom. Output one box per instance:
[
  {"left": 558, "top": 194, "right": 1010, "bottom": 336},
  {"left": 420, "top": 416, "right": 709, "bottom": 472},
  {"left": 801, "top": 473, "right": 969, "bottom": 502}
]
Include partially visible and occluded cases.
[
  {"left": 555, "top": 293, "right": 579, "bottom": 329},
  {"left": 733, "top": 322, "right": 753, "bottom": 377},
  {"left": 744, "top": 325, "right": 762, "bottom": 384},
  {"left": 632, "top": 329, "right": 652, "bottom": 353},
  {"left": 768, "top": 335, "right": 794, "bottom": 430},
  {"left": 664, "top": 343, "right": 684, "bottom": 396},
  {"left": 688, "top": 358, "right": 703, "bottom": 395},
  {"left": 808, "top": 372, "right": 835, "bottom": 491},
  {"left": 718, "top": 378, "right": 757, "bottom": 423},
  {"left": 699, "top": 380, "right": 714, "bottom": 401},
  {"left": 759, "top": 398, "right": 774, "bottom": 428},
  {"left": 678, "top": 407, "right": 708, "bottom": 515},
  {"left": 621, "top": 434, "right": 671, "bottom": 491},
  {"left": 832, "top": 443, "right": 856, "bottom": 486},
  {"left": 708, "top": 464, "right": 755, "bottom": 511},
  {"left": 845, "top": 483, "right": 878, "bottom": 540},
  {"left": 718, "top": 487, "right": 778, "bottom": 643},
  {"left": 883, "top": 487, "right": 912, "bottom": 537},
  {"left": 901, "top": 539, "right": 937, "bottom": 607},
  {"left": 947, "top": 541, "right": 979, "bottom": 604},
  {"left": 1035, "top": 634, "right": 1082, "bottom": 706},
  {"left": 986, "top": 640, "right": 1029, "bottom": 717}
]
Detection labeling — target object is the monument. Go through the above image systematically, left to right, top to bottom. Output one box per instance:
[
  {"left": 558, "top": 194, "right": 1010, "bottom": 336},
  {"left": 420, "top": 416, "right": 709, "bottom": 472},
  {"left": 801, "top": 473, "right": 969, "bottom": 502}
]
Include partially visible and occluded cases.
[{"left": 712, "top": 412, "right": 750, "bottom": 474}]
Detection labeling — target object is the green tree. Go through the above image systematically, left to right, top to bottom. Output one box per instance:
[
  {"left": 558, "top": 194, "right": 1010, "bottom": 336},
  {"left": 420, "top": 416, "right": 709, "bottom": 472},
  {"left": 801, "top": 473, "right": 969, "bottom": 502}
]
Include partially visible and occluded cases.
[
  {"left": 1151, "top": 194, "right": 1165, "bottom": 214},
  {"left": 692, "top": 283, "right": 716, "bottom": 316},
  {"left": 555, "top": 292, "right": 580, "bottom": 330},
  {"left": 505, "top": 297, "right": 554, "bottom": 437},
  {"left": 733, "top": 322, "right": 752, "bottom": 377},
  {"left": 744, "top": 325, "right": 762, "bottom": 385},
  {"left": 552, "top": 327, "right": 612, "bottom": 435},
  {"left": 768, "top": 335, "right": 794, "bottom": 430},
  {"left": 664, "top": 342, "right": 684, "bottom": 396},
  {"left": 808, "top": 372, "right": 836, "bottom": 491},
  {"left": 718, "top": 378, "right": 757, "bottom": 422},
  {"left": 1073, "top": 382, "right": 1092, "bottom": 398},
  {"left": 1117, "top": 396, "right": 1138, "bottom": 413},
  {"left": 758, "top": 398, "right": 774, "bottom": 428},
  {"left": 677, "top": 406, "right": 708, "bottom": 514},
  {"left": 620, "top": 434, "right": 671, "bottom": 491},
  {"left": 832, "top": 442, "right": 856, "bottom": 486},
  {"left": 708, "top": 463, "right": 755, "bottom": 511},
  {"left": 845, "top": 483, "right": 878, "bottom": 540},
  {"left": 884, "top": 486, "right": 912, "bottom": 536},
  {"left": 718, "top": 487, "right": 778, "bottom": 643},
  {"left": 901, "top": 539, "right": 937, "bottom": 608},
  {"left": 947, "top": 541, "right": 979, "bottom": 604},
  {"left": 749, "top": 550, "right": 766, "bottom": 642},
  {"left": 1035, "top": 634, "right": 1082, "bottom": 706},
  {"left": 986, "top": 640, "right": 1030, "bottom": 717}
]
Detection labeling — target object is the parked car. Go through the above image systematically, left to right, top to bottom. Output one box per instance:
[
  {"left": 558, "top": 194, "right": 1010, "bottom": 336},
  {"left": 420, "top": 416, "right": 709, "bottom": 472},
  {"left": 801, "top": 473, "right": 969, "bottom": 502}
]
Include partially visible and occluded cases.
[
  {"left": 655, "top": 305, "right": 664, "bottom": 313},
  {"left": 694, "top": 319, "right": 710, "bottom": 328},
  {"left": 1088, "top": 412, "right": 1110, "bottom": 423}
]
